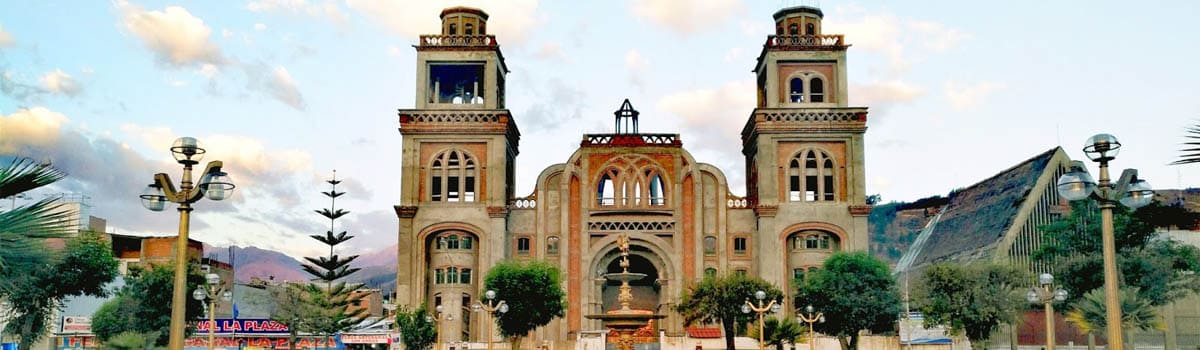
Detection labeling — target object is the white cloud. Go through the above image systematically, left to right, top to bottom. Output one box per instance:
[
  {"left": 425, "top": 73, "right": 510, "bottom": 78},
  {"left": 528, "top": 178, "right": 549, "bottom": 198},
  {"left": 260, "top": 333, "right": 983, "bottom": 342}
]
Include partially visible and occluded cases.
[
  {"left": 246, "top": 0, "right": 347, "bottom": 23},
  {"left": 344, "top": 0, "right": 540, "bottom": 45},
  {"left": 629, "top": 0, "right": 743, "bottom": 35},
  {"left": 116, "top": 1, "right": 225, "bottom": 67},
  {"left": 824, "top": 7, "right": 969, "bottom": 74},
  {"left": 909, "top": 20, "right": 971, "bottom": 52},
  {"left": 0, "top": 22, "right": 14, "bottom": 47},
  {"left": 254, "top": 23, "right": 267, "bottom": 31},
  {"left": 222, "top": 28, "right": 233, "bottom": 38},
  {"left": 534, "top": 42, "right": 567, "bottom": 62},
  {"left": 387, "top": 46, "right": 403, "bottom": 57},
  {"left": 722, "top": 47, "right": 744, "bottom": 63},
  {"left": 625, "top": 49, "right": 649, "bottom": 89},
  {"left": 198, "top": 63, "right": 219, "bottom": 79},
  {"left": 242, "top": 63, "right": 306, "bottom": 110},
  {"left": 39, "top": 69, "right": 82, "bottom": 96},
  {"left": 657, "top": 79, "right": 755, "bottom": 153},
  {"left": 850, "top": 80, "right": 924, "bottom": 121},
  {"left": 944, "top": 81, "right": 1003, "bottom": 111},
  {"left": 0, "top": 107, "right": 69, "bottom": 152}
]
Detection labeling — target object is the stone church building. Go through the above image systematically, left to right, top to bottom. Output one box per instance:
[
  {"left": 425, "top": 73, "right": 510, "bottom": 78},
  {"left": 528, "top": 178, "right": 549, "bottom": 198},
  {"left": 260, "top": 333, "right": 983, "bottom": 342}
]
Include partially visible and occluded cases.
[{"left": 395, "top": 5, "right": 871, "bottom": 343}]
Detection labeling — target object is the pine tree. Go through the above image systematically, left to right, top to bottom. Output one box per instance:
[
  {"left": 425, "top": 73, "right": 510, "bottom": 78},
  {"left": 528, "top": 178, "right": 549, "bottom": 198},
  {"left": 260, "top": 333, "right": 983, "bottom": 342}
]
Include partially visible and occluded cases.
[{"left": 297, "top": 171, "right": 370, "bottom": 342}]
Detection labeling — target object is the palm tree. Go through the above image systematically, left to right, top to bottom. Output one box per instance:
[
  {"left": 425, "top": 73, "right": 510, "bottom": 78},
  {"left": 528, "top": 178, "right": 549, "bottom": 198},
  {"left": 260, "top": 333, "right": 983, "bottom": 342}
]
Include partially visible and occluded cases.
[
  {"left": 1170, "top": 123, "right": 1200, "bottom": 165},
  {"left": 0, "top": 157, "right": 69, "bottom": 292},
  {"left": 1065, "top": 288, "right": 1163, "bottom": 349},
  {"left": 748, "top": 317, "right": 804, "bottom": 350}
]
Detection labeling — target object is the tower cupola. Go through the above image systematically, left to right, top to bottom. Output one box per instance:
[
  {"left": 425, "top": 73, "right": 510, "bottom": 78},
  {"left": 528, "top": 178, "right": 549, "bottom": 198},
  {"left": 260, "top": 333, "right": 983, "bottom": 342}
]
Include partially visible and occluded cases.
[
  {"left": 440, "top": 6, "right": 488, "bottom": 36},
  {"left": 773, "top": 6, "right": 823, "bottom": 36},
  {"left": 614, "top": 99, "right": 639, "bottom": 134}
]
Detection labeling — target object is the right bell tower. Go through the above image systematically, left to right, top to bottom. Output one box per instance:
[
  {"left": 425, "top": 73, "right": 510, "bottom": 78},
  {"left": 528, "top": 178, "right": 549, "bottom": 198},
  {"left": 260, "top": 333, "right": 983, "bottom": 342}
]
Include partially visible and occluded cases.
[{"left": 742, "top": 5, "right": 871, "bottom": 302}]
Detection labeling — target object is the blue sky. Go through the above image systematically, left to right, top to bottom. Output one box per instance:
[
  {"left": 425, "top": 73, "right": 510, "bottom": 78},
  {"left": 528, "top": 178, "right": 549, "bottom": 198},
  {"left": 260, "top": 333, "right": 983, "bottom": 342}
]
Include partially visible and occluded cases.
[{"left": 1, "top": 0, "right": 1197, "bottom": 258}]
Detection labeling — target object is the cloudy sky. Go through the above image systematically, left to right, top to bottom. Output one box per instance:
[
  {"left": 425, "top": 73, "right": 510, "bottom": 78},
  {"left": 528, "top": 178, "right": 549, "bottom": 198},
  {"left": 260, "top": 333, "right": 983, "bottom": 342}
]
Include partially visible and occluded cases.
[{"left": 1, "top": 0, "right": 1197, "bottom": 259}]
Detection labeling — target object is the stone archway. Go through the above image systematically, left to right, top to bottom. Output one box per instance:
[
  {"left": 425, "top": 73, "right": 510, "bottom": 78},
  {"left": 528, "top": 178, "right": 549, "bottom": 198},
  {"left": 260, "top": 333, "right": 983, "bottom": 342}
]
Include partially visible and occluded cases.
[{"left": 601, "top": 252, "right": 660, "bottom": 312}]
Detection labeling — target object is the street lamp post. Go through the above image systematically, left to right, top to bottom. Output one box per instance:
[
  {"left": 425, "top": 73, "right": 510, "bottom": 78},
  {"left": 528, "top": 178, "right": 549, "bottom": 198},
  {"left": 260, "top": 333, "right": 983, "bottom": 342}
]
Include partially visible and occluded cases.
[
  {"left": 1056, "top": 133, "right": 1154, "bottom": 350},
  {"left": 140, "top": 137, "right": 236, "bottom": 350},
  {"left": 193, "top": 272, "right": 233, "bottom": 350},
  {"left": 1027, "top": 273, "right": 1068, "bottom": 350},
  {"left": 472, "top": 290, "right": 508, "bottom": 350},
  {"left": 741, "top": 290, "right": 780, "bottom": 350},
  {"left": 427, "top": 305, "right": 454, "bottom": 350},
  {"left": 796, "top": 305, "right": 824, "bottom": 350}
]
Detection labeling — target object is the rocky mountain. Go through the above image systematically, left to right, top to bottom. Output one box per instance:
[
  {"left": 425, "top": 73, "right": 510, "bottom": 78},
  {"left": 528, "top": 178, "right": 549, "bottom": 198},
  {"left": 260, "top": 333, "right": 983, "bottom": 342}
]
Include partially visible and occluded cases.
[{"left": 204, "top": 244, "right": 398, "bottom": 293}]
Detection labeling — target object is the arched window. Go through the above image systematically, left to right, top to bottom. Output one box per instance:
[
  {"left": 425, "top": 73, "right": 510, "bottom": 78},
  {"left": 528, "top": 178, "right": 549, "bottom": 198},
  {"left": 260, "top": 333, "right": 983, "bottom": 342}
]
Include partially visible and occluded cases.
[
  {"left": 464, "top": 23, "right": 474, "bottom": 35},
  {"left": 788, "top": 23, "right": 799, "bottom": 35},
  {"left": 805, "top": 23, "right": 815, "bottom": 35},
  {"left": 448, "top": 24, "right": 457, "bottom": 35},
  {"left": 810, "top": 77, "right": 824, "bottom": 102},
  {"left": 789, "top": 78, "right": 804, "bottom": 103},
  {"left": 430, "top": 149, "right": 478, "bottom": 202},
  {"left": 788, "top": 149, "right": 836, "bottom": 202},
  {"left": 597, "top": 173, "right": 616, "bottom": 206},
  {"left": 648, "top": 173, "right": 665, "bottom": 206},
  {"left": 546, "top": 236, "right": 560, "bottom": 255},
  {"left": 703, "top": 236, "right": 717, "bottom": 255},
  {"left": 517, "top": 237, "right": 531, "bottom": 255},
  {"left": 435, "top": 269, "right": 445, "bottom": 284}
]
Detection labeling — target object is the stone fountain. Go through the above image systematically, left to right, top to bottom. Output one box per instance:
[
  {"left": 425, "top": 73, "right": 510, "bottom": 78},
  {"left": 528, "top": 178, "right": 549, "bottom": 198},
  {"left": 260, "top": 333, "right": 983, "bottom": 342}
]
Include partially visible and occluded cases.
[{"left": 586, "top": 234, "right": 666, "bottom": 350}]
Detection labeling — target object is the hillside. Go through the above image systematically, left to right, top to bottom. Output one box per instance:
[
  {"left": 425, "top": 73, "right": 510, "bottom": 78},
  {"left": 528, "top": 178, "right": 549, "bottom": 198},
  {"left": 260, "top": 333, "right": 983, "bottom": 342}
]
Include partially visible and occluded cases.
[
  {"left": 867, "top": 195, "right": 950, "bottom": 264},
  {"left": 205, "top": 244, "right": 398, "bottom": 292}
]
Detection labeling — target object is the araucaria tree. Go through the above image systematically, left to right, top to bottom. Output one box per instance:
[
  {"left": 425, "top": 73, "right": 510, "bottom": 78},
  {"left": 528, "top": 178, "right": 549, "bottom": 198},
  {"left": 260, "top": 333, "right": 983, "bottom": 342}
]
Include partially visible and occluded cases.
[
  {"left": 0, "top": 158, "right": 120, "bottom": 350},
  {"left": 298, "top": 171, "right": 369, "bottom": 340},
  {"left": 795, "top": 252, "right": 900, "bottom": 350},
  {"left": 483, "top": 260, "right": 567, "bottom": 350},
  {"left": 915, "top": 263, "right": 1029, "bottom": 350},
  {"left": 677, "top": 273, "right": 783, "bottom": 350}
]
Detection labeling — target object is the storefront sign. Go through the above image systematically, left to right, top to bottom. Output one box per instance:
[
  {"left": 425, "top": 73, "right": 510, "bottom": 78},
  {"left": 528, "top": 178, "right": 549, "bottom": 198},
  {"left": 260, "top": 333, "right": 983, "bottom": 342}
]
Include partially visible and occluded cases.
[
  {"left": 60, "top": 316, "right": 91, "bottom": 334},
  {"left": 193, "top": 319, "right": 290, "bottom": 334},
  {"left": 341, "top": 334, "right": 389, "bottom": 344},
  {"left": 57, "top": 336, "right": 97, "bottom": 349},
  {"left": 183, "top": 337, "right": 336, "bottom": 349}
]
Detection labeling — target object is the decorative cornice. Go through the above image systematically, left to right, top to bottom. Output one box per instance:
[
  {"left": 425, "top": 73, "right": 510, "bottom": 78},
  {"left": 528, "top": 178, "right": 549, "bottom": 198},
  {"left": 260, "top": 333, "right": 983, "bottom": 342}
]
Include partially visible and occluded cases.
[
  {"left": 394, "top": 205, "right": 418, "bottom": 218},
  {"left": 754, "top": 205, "right": 778, "bottom": 217},
  {"left": 848, "top": 205, "right": 873, "bottom": 216},
  {"left": 487, "top": 206, "right": 508, "bottom": 218}
]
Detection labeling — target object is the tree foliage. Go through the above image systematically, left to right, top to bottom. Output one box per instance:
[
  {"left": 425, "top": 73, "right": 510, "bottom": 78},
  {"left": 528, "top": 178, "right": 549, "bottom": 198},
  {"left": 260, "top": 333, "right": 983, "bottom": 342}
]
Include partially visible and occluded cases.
[
  {"left": 1170, "top": 122, "right": 1200, "bottom": 165},
  {"left": 293, "top": 172, "right": 369, "bottom": 339},
  {"left": 1035, "top": 201, "right": 1200, "bottom": 307},
  {"left": 795, "top": 252, "right": 900, "bottom": 350},
  {"left": 483, "top": 260, "right": 567, "bottom": 349},
  {"left": 914, "top": 263, "right": 1029, "bottom": 350},
  {"left": 92, "top": 265, "right": 206, "bottom": 346},
  {"left": 677, "top": 273, "right": 783, "bottom": 350},
  {"left": 1064, "top": 288, "right": 1163, "bottom": 335},
  {"left": 395, "top": 304, "right": 437, "bottom": 350},
  {"left": 747, "top": 317, "right": 803, "bottom": 350}
]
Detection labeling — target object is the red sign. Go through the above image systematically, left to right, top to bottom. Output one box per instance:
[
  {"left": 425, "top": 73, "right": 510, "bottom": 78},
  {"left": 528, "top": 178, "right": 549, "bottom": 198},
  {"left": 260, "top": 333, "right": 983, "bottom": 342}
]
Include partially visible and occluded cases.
[{"left": 193, "top": 319, "right": 290, "bottom": 334}]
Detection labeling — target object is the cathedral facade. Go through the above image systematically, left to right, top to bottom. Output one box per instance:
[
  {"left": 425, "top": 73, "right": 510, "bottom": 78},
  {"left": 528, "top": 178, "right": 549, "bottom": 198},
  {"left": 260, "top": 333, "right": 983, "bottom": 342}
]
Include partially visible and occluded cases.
[{"left": 395, "top": 6, "right": 871, "bottom": 343}]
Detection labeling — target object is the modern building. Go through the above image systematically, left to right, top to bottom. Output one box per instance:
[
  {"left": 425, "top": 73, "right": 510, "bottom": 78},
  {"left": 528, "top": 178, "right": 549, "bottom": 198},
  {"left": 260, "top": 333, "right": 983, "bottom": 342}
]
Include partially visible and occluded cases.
[{"left": 395, "top": 5, "right": 871, "bottom": 343}]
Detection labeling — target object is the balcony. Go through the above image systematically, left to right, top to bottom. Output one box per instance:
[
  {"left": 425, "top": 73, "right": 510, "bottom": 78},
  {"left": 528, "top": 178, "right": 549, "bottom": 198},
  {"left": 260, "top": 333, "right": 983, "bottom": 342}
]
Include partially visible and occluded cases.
[
  {"left": 418, "top": 34, "right": 498, "bottom": 48},
  {"left": 764, "top": 34, "right": 846, "bottom": 51},
  {"left": 581, "top": 133, "right": 681, "bottom": 147}
]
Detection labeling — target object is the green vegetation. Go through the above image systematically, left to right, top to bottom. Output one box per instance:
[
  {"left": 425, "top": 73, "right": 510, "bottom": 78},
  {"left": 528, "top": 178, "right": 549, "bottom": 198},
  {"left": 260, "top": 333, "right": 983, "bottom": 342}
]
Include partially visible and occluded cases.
[
  {"left": 1170, "top": 123, "right": 1200, "bottom": 165},
  {"left": 293, "top": 173, "right": 370, "bottom": 345},
  {"left": 795, "top": 252, "right": 900, "bottom": 350},
  {"left": 483, "top": 260, "right": 567, "bottom": 350},
  {"left": 914, "top": 263, "right": 1029, "bottom": 350},
  {"left": 92, "top": 265, "right": 205, "bottom": 346},
  {"left": 677, "top": 273, "right": 783, "bottom": 350},
  {"left": 1065, "top": 288, "right": 1163, "bottom": 335},
  {"left": 395, "top": 304, "right": 437, "bottom": 350},
  {"left": 747, "top": 317, "right": 803, "bottom": 350}
]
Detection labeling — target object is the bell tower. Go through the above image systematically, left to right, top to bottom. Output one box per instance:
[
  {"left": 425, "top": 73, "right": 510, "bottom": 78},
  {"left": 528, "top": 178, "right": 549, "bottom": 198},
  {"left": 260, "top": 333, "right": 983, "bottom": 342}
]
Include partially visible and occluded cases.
[
  {"left": 742, "top": 5, "right": 871, "bottom": 304},
  {"left": 396, "top": 6, "right": 520, "bottom": 342}
]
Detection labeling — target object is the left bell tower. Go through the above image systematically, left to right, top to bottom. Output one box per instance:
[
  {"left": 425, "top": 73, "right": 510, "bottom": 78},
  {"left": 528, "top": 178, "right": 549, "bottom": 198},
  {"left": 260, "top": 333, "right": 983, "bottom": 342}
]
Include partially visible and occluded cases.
[{"left": 396, "top": 7, "right": 520, "bottom": 342}]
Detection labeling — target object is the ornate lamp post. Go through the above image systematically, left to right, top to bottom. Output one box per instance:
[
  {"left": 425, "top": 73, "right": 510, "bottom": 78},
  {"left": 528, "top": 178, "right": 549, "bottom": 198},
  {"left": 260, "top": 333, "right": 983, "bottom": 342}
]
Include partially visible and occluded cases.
[
  {"left": 1056, "top": 134, "right": 1153, "bottom": 350},
  {"left": 140, "top": 137, "right": 235, "bottom": 350},
  {"left": 193, "top": 272, "right": 233, "bottom": 350},
  {"left": 1027, "top": 273, "right": 1068, "bottom": 350},
  {"left": 472, "top": 289, "right": 508, "bottom": 350},
  {"left": 741, "top": 290, "right": 780, "bottom": 350},
  {"left": 427, "top": 304, "right": 454, "bottom": 350},
  {"left": 797, "top": 305, "right": 824, "bottom": 350}
]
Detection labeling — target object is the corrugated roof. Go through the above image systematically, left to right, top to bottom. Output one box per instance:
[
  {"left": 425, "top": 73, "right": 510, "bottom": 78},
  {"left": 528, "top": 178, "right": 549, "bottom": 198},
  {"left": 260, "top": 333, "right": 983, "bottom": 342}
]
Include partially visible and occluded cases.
[
  {"left": 910, "top": 148, "right": 1060, "bottom": 267},
  {"left": 685, "top": 327, "right": 723, "bottom": 339}
]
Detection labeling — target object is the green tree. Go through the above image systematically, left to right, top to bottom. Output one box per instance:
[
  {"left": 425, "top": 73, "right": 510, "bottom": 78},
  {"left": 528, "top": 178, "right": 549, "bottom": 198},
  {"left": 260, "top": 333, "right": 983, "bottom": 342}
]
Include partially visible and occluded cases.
[
  {"left": 296, "top": 172, "right": 369, "bottom": 341},
  {"left": 1035, "top": 201, "right": 1200, "bottom": 307},
  {"left": 3, "top": 232, "right": 120, "bottom": 350},
  {"left": 795, "top": 252, "right": 900, "bottom": 350},
  {"left": 483, "top": 260, "right": 567, "bottom": 350},
  {"left": 914, "top": 263, "right": 1029, "bottom": 350},
  {"left": 92, "top": 265, "right": 206, "bottom": 346},
  {"left": 677, "top": 273, "right": 783, "bottom": 350},
  {"left": 267, "top": 283, "right": 323, "bottom": 350},
  {"left": 395, "top": 304, "right": 437, "bottom": 350},
  {"left": 747, "top": 317, "right": 803, "bottom": 350}
]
